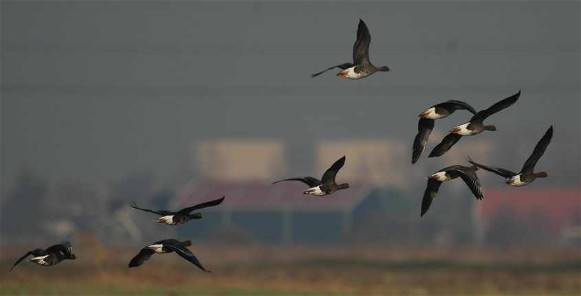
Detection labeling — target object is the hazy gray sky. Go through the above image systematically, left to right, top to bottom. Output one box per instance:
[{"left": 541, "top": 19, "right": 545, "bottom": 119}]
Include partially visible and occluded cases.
[{"left": 1, "top": 1, "right": 579, "bottom": 191}]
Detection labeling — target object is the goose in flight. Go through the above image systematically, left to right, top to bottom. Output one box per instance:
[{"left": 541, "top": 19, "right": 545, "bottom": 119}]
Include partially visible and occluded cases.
[
  {"left": 311, "top": 19, "right": 389, "bottom": 79},
  {"left": 429, "top": 91, "right": 520, "bottom": 158},
  {"left": 412, "top": 100, "right": 477, "bottom": 164},
  {"left": 468, "top": 126, "right": 553, "bottom": 186},
  {"left": 273, "top": 156, "right": 349, "bottom": 196},
  {"left": 421, "top": 165, "right": 483, "bottom": 217},
  {"left": 130, "top": 196, "right": 225, "bottom": 225},
  {"left": 128, "top": 239, "right": 210, "bottom": 272},
  {"left": 10, "top": 242, "right": 76, "bottom": 271}
]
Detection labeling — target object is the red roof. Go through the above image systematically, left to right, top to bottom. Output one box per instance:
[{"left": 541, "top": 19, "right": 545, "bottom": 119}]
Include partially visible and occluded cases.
[
  {"left": 174, "top": 180, "right": 372, "bottom": 212},
  {"left": 477, "top": 188, "right": 580, "bottom": 232}
]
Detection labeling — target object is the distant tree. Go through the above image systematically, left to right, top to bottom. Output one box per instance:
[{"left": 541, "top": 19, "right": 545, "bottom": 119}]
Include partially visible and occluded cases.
[{"left": 0, "top": 167, "right": 48, "bottom": 241}]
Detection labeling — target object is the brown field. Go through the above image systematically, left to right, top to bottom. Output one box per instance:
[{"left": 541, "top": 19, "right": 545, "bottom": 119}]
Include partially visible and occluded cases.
[{"left": 1, "top": 241, "right": 580, "bottom": 295}]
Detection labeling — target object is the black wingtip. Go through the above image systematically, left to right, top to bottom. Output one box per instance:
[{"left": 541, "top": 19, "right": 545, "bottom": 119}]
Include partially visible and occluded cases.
[{"left": 509, "top": 90, "right": 521, "bottom": 102}]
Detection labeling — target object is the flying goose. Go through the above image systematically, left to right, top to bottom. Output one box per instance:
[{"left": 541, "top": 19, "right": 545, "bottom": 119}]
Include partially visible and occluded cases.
[
  {"left": 311, "top": 19, "right": 389, "bottom": 79},
  {"left": 429, "top": 91, "right": 521, "bottom": 158},
  {"left": 412, "top": 100, "right": 478, "bottom": 164},
  {"left": 468, "top": 125, "right": 553, "bottom": 186},
  {"left": 273, "top": 156, "right": 349, "bottom": 196},
  {"left": 421, "top": 165, "right": 483, "bottom": 217},
  {"left": 130, "top": 196, "right": 225, "bottom": 225},
  {"left": 128, "top": 239, "right": 210, "bottom": 272},
  {"left": 10, "top": 242, "right": 76, "bottom": 271}
]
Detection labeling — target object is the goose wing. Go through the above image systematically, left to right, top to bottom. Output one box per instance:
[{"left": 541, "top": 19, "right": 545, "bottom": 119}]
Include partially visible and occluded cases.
[
  {"left": 353, "top": 19, "right": 371, "bottom": 65},
  {"left": 311, "top": 63, "right": 354, "bottom": 78},
  {"left": 472, "top": 91, "right": 520, "bottom": 121},
  {"left": 436, "top": 100, "right": 478, "bottom": 114},
  {"left": 412, "top": 118, "right": 435, "bottom": 164},
  {"left": 520, "top": 126, "right": 553, "bottom": 174},
  {"left": 428, "top": 133, "right": 463, "bottom": 158},
  {"left": 321, "top": 156, "right": 346, "bottom": 185},
  {"left": 468, "top": 158, "right": 517, "bottom": 178},
  {"left": 449, "top": 167, "right": 484, "bottom": 199},
  {"left": 272, "top": 177, "right": 321, "bottom": 188},
  {"left": 421, "top": 179, "right": 442, "bottom": 217},
  {"left": 177, "top": 196, "right": 225, "bottom": 215},
  {"left": 130, "top": 201, "right": 175, "bottom": 216},
  {"left": 165, "top": 244, "right": 210, "bottom": 272},
  {"left": 128, "top": 248, "right": 155, "bottom": 268},
  {"left": 9, "top": 249, "right": 44, "bottom": 271}
]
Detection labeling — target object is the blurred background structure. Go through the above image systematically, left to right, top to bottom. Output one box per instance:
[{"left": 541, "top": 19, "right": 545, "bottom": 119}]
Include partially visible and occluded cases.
[{"left": 1, "top": 1, "right": 579, "bottom": 295}]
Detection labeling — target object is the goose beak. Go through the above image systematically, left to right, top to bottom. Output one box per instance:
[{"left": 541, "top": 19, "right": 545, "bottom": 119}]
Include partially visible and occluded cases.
[
  {"left": 337, "top": 71, "right": 347, "bottom": 77},
  {"left": 450, "top": 127, "right": 461, "bottom": 134}
]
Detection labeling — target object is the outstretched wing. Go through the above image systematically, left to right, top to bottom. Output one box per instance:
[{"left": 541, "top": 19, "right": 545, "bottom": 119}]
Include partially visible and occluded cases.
[
  {"left": 353, "top": 19, "right": 371, "bottom": 65},
  {"left": 311, "top": 63, "right": 354, "bottom": 78},
  {"left": 472, "top": 91, "right": 520, "bottom": 121},
  {"left": 436, "top": 100, "right": 478, "bottom": 115},
  {"left": 412, "top": 118, "right": 435, "bottom": 164},
  {"left": 520, "top": 126, "right": 553, "bottom": 174},
  {"left": 429, "top": 133, "right": 463, "bottom": 158},
  {"left": 321, "top": 156, "right": 346, "bottom": 185},
  {"left": 468, "top": 157, "right": 517, "bottom": 178},
  {"left": 449, "top": 167, "right": 484, "bottom": 199},
  {"left": 272, "top": 177, "right": 321, "bottom": 188},
  {"left": 421, "top": 179, "right": 442, "bottom": 217},
  {"left": 178, "top": 196, "right": 225, "bottom": 215},
  {"left": 130, "top": 201, "right": 175, "bottom": 216},
  {"left": 165, "top": 244, "right": 210, "bottom": 272},
  {"left": 128, "top": 248, "right": 155, "bottom": 268},
  {"left": 9, "top": 249, "right": 43, "bottom": 271}
]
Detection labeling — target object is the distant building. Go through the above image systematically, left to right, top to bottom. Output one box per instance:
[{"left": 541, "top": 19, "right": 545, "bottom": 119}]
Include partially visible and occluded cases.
[
  {"left": 194, "top": 139, "right": 285, "bottom": 181},
  {"left": 316, "top": 139, "right": 408, "bottom": 188},
  {"left": 173, "top": 180, "right": 373, "bottom": 243}
]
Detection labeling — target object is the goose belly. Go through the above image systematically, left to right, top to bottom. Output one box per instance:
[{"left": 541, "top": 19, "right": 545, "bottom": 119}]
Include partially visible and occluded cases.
[
  {"left": 340, "top": 67, "right": 368, "bottom": 80},
  {"left": 420, "top": 107, "right": 446, "bottom": 119},
  {"left": 452, "top": 122, "right": 477, "bottom": 136},
  {"left": 430, "top": 171, "right": 450, "bottom": 181},
  {"left": 507, "top": 175, "right": 529, "bottom": 187},
  {"left": 304, "top": 186, "right": 326, "bottom": 196},
  {"left": 158, "top": 215, "right": 175, "bottom": 225},
  {"left": 30, "top": 255, "right": 51, "bottom": 266}
]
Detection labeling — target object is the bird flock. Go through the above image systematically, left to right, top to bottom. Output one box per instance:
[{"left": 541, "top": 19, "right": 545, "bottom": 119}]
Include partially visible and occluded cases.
[{"left": 9, "top": 19, "right": 553, "bottom": 274}]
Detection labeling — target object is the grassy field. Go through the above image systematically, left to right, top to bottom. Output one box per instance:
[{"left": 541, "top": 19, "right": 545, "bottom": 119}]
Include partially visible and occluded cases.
[{"left": 1, "top": 243, "right": 580, "bottom": 295}]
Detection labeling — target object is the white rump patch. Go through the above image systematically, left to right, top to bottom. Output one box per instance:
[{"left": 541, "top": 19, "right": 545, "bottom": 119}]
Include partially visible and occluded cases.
[
  {"left": 341, "top": 67, "right": 367, "bottom": 80},
  {"left": 421, "top": 107, "right": 444, "bottom": 119},
  {"left": 451, "top": 122, "right": 475, "bottom": 136},
  {"left": 430, "top": 171, "right": 449, "bottom": 181},
  {"left": 508, "top": 175, "right": 528, "bottom": 187},
  {"left": 304, "top": 186, "right": 326, "bottom": 196},
  {"left": 158, "top": 215, "right": 174, "bottom": 225},
  {"left": 147, "top": 244, "right": 165, "bottom": 253},
  {"left": 30, "top": 255, "right": 50, "bottom": 265}
]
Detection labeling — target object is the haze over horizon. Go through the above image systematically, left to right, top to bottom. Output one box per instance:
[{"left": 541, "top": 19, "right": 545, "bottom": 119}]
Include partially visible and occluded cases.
[{"left": 2, "top": 1, "right": 579, "bottom": 192}]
